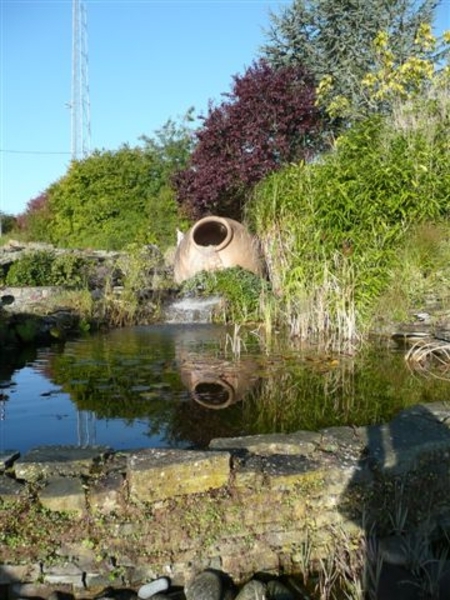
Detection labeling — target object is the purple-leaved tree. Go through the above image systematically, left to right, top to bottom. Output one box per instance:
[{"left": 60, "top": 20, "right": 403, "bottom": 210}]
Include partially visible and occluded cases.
[{"left": 173, "top": 59, "right": 324, "bottom": 221}]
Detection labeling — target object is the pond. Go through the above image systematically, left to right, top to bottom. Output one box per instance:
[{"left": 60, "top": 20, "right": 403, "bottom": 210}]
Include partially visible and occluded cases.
[{"left": 0, "top": 323, "right": 449, "bottom": 454}]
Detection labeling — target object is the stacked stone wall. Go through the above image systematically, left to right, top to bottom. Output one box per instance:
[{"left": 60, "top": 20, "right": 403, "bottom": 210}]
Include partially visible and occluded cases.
[{"left": 1, "top": 402, "right": 450, "bottom": 597}]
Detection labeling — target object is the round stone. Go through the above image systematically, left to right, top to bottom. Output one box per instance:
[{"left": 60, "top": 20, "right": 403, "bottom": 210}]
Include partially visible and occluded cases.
[
  {"left": 185, "top": 570, "right": 223, "bottom": 600},
  {"left": 138, "top": 577, "right": 170, "bottom": 599},
  {"left": 235, "top": 579, "right": 266, "bottom": 600},
  {"left": 267, "top": 580, "right": 295, "bottom": 600}
]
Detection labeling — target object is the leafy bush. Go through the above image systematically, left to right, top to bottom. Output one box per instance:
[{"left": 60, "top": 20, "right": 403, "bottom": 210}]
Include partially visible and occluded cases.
[
  {"left": 173, "top": 60, "right": 324, "bottom": 221},
  {"left": 247, "top": 86, "right": 450, "bottom": 344},
  {"left": 16, "top": 116, "right": 195, "bottom": 251},
  {"left": 5, "top": 251, "right": 92, "bottom": 288},
  {"left": 6, "top": 251, "right": 55, "bottom": 286},
  {"left": 50, "top": 254, "right": 92, "bottom": 288},
  {"left": 181, "top": 267, "right": 271, "bottom": 324}
]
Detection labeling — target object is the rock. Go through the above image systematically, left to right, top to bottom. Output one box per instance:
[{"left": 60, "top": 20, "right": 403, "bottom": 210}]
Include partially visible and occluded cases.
[
  {"left": 210, "top": 432, "right": 320, "bottom": 456},
  {"left": 15, "top": 445, "right": 112, "bottom": 482},
  {"left": 0, "top": 449, "right": 20, "bottom": 471},
  {"left": 127, "top": 449, "right": 230, "bottom": 503},
  {"left": 89, "top": 471, "right": 125, "bottom": 515},
  {"left": 0, "top": 473, "right": 25, "bottom": 501},
  {"left": 38, "top": 476, "right": 86, "bottom": 516},
  {"left": 378, "top": 533, "right": 429, "bottom": 567},
  {"left": 185, "top": 570, "right": 223, "bottom": 600},
  {"left": 138, "top": 577, "right": 170, "bottom": 599},
  {"left": 235, "top": 580, "right": 266, "bottom": 600},
  {"left": 266, "top": 580, "right": 295, "bottom": 600},
  {"left": 93, "top": 587, "right": 138, "bottom": 600},
  {"left": 48, "top": 592, "right": 76, "bottom": 600}
]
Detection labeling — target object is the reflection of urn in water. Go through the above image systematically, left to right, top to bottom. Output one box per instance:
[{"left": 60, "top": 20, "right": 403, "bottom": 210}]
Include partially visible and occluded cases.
[
  {"left": 174, "top": 216, "right": 264, "bottom": 284},
  {"left": 174, "top": 325, "right": 260, "bottom": 409},
  {"left": 179, "top": 360, "right": 259, "bottom": 409}
]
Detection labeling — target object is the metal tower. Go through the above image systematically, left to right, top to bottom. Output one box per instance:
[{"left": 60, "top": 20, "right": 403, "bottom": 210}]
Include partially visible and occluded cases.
[{"left": 71, "top": 0, "right": 91, "bottom": 160}]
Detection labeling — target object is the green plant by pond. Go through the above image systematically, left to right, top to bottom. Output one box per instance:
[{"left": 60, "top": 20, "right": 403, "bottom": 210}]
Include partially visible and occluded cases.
[
  {"left": 246, "top": 87, "right": 450, "bottom": 346},
  {"left": 4, "top": 250, "right": 94, "bottom": 288},
  {"left": 180, "top": 267, "right": 271, "bottom": 324}
]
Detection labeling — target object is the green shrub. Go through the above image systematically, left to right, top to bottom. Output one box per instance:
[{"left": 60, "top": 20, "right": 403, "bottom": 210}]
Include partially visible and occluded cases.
[
  {"left": 247, "top": 86, "right": 450, "bottom": 345},
  {"left": 5, "top": 251, "right": 92, "bottom": 288},
  {"left": 6, "top": 251, "right": 54, "bottom": 286},
  {"left": 50, "top": 253, "right": 92, "bottom": 288},
  {"left": 181, "top": 267, "right": 271, "bottom": 324}
]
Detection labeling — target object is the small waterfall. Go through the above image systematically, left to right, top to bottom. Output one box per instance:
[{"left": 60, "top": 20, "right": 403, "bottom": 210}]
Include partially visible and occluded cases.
[{"left": 163, "top": 295, "right": 223, "bottom": 324}]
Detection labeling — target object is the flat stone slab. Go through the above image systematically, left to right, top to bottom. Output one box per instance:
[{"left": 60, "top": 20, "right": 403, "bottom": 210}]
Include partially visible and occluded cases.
[
  {"left": 366, "top": 404, "right": 450, "bottom": 474},
  {"left": 210, "top": 431, "right": 320, "bottom": 456},
  {"left": 14, "top": 445, "right": 111, "bottom": 482},
  {"left": 127, "top": 448, "right": 231, "bottom": 502},
  {"left": 0, "top": 450, "right": 20, "bottom": 471},
  {"left": 263, "top": 454, "right": 321, "bottom": 488},
  {"left": 0, "top": 475, "right": 25, "bottom": 501},
  {"left": 38, "top": 476, "right": 86, "bottom": 515},
  {"left": 0, "top": 563, "right": 41, "bottom": 584}
]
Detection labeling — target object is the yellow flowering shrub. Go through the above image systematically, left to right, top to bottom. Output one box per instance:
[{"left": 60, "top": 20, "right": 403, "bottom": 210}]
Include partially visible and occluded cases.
[{"left": 316, "top": 25, "right": 449, "bottom": 120}]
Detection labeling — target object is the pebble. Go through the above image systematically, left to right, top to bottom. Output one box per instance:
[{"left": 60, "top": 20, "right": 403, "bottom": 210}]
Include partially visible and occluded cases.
[
  {"left": 184, "top": 570, "right": 224, "bottom": 600},
  {"left": 7, "top": 574, "right": 308, "bottom": 600},
  {"left": 138, "top": 577, "right": 170, "bottom": 600},
  {"left": 234, "top": 579, "right": 266, "bottom": 600},
  {"left": 93, "top": 588, "right": 138, "bottom": 600},
  {"left": 47, "top": 592, "right": 76, "bottom": 600}
]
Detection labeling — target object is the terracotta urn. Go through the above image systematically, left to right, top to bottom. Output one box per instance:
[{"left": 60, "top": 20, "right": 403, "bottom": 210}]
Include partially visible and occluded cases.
[{"left": 174, "top": 216, "right": 263, "bottom": 284}]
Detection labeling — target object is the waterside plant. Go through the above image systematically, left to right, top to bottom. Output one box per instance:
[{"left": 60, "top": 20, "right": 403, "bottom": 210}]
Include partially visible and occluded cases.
[
  {"left": 246, "top": 83, "right": 450, "bottom": 350},
  {"left": 0, "top": 244, "right": 174, "bottom": 338},
  {"left": 180, "top": 267, "right": 270, "bottom": 325}
]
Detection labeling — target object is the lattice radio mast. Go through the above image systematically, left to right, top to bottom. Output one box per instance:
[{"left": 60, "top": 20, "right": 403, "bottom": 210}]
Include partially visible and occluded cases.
[{"left": 71, "top": 0, "right": 91, "bottom": 160}]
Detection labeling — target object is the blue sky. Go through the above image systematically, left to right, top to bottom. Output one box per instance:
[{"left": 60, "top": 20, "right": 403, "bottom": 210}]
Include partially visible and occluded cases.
[{"left": 1, "top": 0, "right": 449, "bottom": 218}]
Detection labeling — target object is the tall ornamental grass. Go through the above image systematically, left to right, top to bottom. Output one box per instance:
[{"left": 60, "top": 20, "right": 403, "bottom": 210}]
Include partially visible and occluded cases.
[{"left": 247, "top": 86, "right": 450, "bottom": 348}]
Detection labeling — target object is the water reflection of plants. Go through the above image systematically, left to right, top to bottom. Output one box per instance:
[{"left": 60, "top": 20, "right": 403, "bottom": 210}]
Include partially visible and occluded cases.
[
  {"left": 44, "top": 328, "right": 450, "bottom": 451},
  {"left": 49, "top": 332, "right": 185, "bottom": 445},
  {"left": 240, "top": 345, "right": 450, "bottom": 435}
]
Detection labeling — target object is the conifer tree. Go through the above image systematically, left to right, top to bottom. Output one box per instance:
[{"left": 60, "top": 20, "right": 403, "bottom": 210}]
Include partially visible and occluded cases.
[{"left": 261, "top": 0, "right": 440, "bottom": 119}]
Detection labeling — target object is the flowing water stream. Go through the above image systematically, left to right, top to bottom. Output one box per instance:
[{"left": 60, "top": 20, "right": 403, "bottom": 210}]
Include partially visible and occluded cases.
[{"left": 1, "top": 316, "right": 450, "bottom": 455}]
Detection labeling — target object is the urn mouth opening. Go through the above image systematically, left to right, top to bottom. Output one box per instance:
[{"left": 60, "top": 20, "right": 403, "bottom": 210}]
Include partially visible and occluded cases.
[
  {"left": 192, "top": 217, "right": 233, "bottom": 251},
  {"left": 192, "top": 379, "right": 235, "bottom": 409}
]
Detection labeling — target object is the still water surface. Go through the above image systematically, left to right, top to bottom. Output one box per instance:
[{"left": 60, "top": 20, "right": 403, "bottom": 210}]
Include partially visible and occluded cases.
[{"left": 1, "top": 324, "right": 449, "bottom": 454}]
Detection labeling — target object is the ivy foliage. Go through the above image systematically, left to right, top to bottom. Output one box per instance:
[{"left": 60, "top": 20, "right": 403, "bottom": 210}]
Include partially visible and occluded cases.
[{"left": 173, "top": 60, "right": 324, "bottom": 221}]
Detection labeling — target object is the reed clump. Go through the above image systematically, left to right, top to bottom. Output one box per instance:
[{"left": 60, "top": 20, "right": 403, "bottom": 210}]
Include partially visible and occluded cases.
[{"left": 246, "top": 85, "right": 450, "bottom": 350}]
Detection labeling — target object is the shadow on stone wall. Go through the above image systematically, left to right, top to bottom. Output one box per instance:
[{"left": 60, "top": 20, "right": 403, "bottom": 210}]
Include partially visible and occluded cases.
[{"left": 339, "top": 403, "right": 450, "bottom": 599}]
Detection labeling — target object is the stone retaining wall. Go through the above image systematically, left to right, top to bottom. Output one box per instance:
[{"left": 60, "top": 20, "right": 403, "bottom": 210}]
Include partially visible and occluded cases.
[
  {"left": 1, "top": 286, "right": 62, "bottom": 309},
  {"left": 1, "top": 402, "right": 450, "bottom": 596}
]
